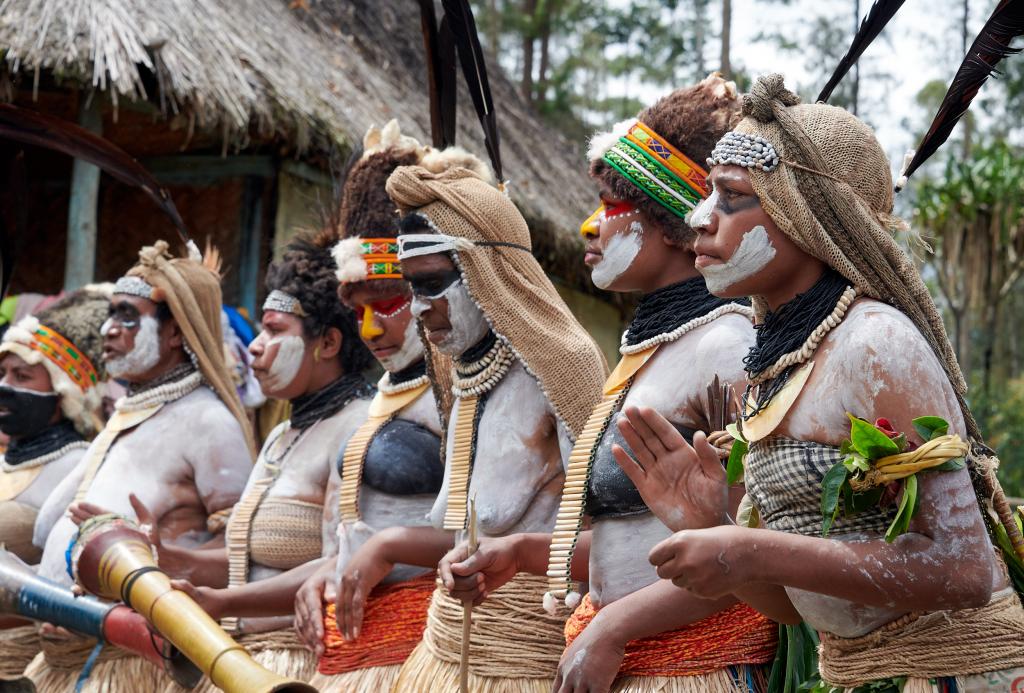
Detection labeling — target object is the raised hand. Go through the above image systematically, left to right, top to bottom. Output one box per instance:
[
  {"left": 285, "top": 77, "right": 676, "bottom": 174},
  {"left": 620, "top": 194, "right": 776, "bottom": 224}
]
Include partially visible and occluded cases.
[
  {"left": 612, "top": 406, "right": 731, "bottom": 532},
  {"left": 438, "top": 536, "right": 520, "bottom": 607},
  {"left": 294, "top": 561, "right": 335, "bottom": 656}
]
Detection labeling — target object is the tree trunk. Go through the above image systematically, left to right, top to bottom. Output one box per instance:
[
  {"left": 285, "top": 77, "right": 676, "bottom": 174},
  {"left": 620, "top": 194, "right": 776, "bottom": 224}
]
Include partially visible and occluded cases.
[
  {"left": 487, "top": 0, "right": 500, "bottom": 54},
  {"left": 521, "top": 0, "right": 537, "bottom": 103},
  {"left": 537, "top": 0, "right": 554, "bottom": 105},
  {"left": 720, "top": 0, "right": 732, "bottom": 79},
  {"left": 851, "top": 0, "right": 860, "bottom": 115},
  {"left": 64, "top": 91, "right": 102, "bottom": 291}
]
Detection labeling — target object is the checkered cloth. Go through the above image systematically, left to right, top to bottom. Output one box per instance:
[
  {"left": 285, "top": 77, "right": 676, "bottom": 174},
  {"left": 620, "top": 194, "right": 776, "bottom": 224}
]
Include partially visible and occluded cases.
[{"left": 745, "top": 437, "right": 897, "bottom": 537}]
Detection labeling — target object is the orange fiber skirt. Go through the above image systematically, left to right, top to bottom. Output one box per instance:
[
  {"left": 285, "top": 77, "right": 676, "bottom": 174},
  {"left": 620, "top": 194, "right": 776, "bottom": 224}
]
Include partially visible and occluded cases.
[
  {"left": 317, "top": 572, "right": 436, "bottom": 676},
  {"left": 565, "top": 594, "right": 777, "bottom": 677}
]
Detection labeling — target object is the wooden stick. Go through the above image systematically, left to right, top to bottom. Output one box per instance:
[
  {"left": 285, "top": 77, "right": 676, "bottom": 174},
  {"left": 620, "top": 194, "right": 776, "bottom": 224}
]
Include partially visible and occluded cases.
[{"left": 459, "top": 497, "right": 478, "bottom": 693}]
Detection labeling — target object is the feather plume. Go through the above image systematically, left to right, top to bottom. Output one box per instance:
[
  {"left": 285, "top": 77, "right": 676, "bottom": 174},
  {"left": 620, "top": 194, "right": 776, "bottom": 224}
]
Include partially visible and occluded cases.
[
  {"left": 419, "top": 0, "right": 458, "bottom": 149},
  {"left": 441, "top": 0, "right": 503, "bottom": 183},
  {"left": 817, "top": 0, "right": 906, "bottom": 103},
  {"left": 898, "top": 0, "right": 1024, "bottom": 189},
  {"left": 0, "top": 103, "right": 190, "bottom": 244},
  {"left": 202, "top": 238, "right": 224, "bottom": 278}
]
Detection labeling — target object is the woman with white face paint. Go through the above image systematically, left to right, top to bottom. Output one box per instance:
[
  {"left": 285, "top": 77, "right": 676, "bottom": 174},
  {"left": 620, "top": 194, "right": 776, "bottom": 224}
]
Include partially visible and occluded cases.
[
  {"left": 616, "top": 75, "right": 1024, "bottom": 691},
  {"left": 439, "top": 76, "right": 783, "bottom": 693},
  {"left": 279, "top": 121, "right": 445, "bottom": 693},
  {"left": 324, "top": 147, "right": 608, "bottom": 692},
  {"left": 160, "top": 232, "right": 376, "bottom": 688}
]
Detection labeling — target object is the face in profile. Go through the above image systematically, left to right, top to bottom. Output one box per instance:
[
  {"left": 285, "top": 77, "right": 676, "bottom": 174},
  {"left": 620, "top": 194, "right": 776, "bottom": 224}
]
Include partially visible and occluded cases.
[
  {"left": 401, "top": 252, "right": 489, "bottom": 357},
  {"left": 341, "top": 283, "right": 423, "bottom": 373},
  {"left": 101, "top": 295, "right": 179, "bottom": 382},
  {"left": 249, "top": 310, "right": 313, "bottom": 400},
  {"left": 0, "top": 352, "right": 59, "bottom": 438}
]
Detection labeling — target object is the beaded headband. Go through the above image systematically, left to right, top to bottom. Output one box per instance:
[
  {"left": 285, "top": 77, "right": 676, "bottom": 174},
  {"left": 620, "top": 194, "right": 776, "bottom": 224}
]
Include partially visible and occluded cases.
[
  {"left": 602, "top": 122, "right": 709, "bottom": 219},
  {"left": 707, "top": 131, "right": 780, "bottom": 172},
  {"left": 397, "top": 233, "right": 531, "bottom": 261},
  {"left": 359, "top": 238, "right": 402, "bottom": 279},
  {"left": 113, "top": 276, "right": 156, "bottom": 300},
  {"left": 263, "top": 290, "right": 308, "bottom": 317},
  {"left": 25, "top": 323, "right": 100, "bottom": 392}
]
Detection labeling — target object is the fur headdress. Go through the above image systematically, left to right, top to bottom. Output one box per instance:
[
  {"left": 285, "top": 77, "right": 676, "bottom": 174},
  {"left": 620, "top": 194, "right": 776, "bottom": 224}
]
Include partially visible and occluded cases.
[{"left": 588, "top": 74, "right": 741, "bottom": 243}]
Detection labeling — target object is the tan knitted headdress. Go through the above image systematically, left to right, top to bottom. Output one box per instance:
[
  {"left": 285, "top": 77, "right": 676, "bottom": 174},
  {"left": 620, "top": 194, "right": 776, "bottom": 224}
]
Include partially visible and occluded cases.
[
  {"left": 714, "top": 74, "right": 968, "bottom": 417},
  {"left": 387, "top": 159, "right": 608, "bottom": 437},
  {"left": 124, "top": 241, "right": 256, "bottom": 454}
]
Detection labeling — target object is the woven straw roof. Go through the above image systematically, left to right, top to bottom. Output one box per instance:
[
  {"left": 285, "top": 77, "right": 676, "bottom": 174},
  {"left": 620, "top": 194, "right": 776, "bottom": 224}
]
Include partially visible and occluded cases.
[{"left": 0, "top": 0, "right": 598, "bottom": 289}]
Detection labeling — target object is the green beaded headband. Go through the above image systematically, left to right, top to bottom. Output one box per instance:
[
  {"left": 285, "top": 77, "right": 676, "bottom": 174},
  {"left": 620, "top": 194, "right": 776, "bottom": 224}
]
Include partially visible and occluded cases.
[{"left": 602, "top": 135, "right": 707, "bottom": 219}]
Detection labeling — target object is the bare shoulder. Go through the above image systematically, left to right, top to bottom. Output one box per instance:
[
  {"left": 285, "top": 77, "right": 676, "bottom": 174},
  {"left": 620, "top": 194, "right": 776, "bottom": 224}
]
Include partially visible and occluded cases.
[
  {"left": 676, "top": 309, "right": 755, "bottom": 382},
  {"left": 168, "top": 387, "right": 247, "bottom": 443}
]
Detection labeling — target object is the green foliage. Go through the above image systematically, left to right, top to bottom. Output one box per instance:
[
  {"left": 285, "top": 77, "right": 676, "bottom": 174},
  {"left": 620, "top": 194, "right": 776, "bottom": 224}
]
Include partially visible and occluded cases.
[
  {"left": 725, "top": 422, "right": 746, "bottom": 485},
  {"left": 767, "top": 622, "right": 819, "bottom": 693}
]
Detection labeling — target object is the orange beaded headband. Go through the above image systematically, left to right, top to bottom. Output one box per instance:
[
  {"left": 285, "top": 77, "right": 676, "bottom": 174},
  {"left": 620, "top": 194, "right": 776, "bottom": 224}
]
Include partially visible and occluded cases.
[{"left": 27, "top": 323, "right": 99, "bottom": 392}]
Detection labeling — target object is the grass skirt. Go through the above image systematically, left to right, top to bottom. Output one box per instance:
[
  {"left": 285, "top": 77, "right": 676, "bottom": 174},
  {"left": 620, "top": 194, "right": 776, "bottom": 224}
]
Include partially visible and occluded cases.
[
  {"left": 392, "top": 573, "right": 566, "bottom": 693},
  {"left": 0, "top": 625, "right": 39, "bottom": 681},
  {"left": 24, "top": 634, "right": 169, "bottom": 693}
]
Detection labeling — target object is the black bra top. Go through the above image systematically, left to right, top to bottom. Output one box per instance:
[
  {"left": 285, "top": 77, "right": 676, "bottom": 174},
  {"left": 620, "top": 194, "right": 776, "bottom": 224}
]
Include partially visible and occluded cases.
[
  {"left": 344, "top": 417, "right": 444, "bottom": 496},
  {"left": 585, "top": 420, "right": 697, "bottom": 519}
]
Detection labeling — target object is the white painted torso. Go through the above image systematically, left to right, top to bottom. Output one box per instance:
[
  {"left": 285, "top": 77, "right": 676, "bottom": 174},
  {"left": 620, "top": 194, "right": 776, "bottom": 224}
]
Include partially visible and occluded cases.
[
  {"left": 590, "top": 313, "right": 753, "bottom": 607},
  {"left": 430, "top": 361, "right": 570, "bottom": 538},
  {"left": 37, "top": 387, "right": 252, "bottom": 586},
  {"left": 245, "top": 396, "right": 371, "bottom": 583},
  {"left": 2, "top": 446, "right": 86, "bottom": 511}
]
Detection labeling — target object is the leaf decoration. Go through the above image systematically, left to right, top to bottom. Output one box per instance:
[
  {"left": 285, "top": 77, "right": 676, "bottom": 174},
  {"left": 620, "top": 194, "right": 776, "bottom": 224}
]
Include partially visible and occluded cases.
[
  {"left": 847, "top": 414, "right": 900, "bottom": 458},
  {"left": 912, "top": 415, "right": 949, "bottom": 441},
  {"left": 727, "top": 439, "right": 748, "bottom": 486},
  {"left": 821, "top": 462, "right": 849, "bottom": 537},
  {"left": 885, "top": 474, "right": 918, "bottom": 543}
]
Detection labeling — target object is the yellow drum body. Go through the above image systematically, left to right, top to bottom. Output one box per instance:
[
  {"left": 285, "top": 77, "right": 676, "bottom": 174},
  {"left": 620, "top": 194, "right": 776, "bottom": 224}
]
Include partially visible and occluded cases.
[{"left": 71, "top": 515, "right": 315, "bottom": 693}]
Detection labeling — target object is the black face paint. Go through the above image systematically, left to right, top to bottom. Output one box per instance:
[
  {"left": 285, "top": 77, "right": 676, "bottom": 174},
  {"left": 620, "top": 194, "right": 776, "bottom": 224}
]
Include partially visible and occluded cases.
[
  {"left": 716, "top": 188, "right": 761, "bottom": 216},
  {"left": 407, "top": 270, "right": 462, "bottom": 300},
  {"left": 0, "top": 385, "right": 59, "bottom": 438}
]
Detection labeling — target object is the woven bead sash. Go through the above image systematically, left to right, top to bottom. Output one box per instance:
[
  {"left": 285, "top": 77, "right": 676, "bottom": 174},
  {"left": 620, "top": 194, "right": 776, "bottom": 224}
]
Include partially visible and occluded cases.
[
  {"left": 545, "top": 345, "right": 659, "bottom": 604},
  {"left": 338, "top": 382, "right": 430, "bottom": 522},
  {"left": 442, "top": 395, "right": 482, "bottom": 531}
]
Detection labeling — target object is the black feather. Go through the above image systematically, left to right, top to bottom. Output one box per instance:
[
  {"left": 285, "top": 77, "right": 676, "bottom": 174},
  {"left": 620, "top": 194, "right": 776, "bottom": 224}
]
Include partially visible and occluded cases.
[
  {"left": 418, "top": 0, "right": 458, "bottom": 149},
  {"left": 441, "top": 0, "right": 503, "bottom": 182},
  {"left": 818, "top": 0, "right": 905, "bottom": 104},
  {"left": 899, "top": 0, "right": 1024, "bottom": 188},
  {"left": 437, "top": 16, "right": 458, "bottom": 148},
  {"left": 0, "top": 103, "right": 190, "bottom": 244}
]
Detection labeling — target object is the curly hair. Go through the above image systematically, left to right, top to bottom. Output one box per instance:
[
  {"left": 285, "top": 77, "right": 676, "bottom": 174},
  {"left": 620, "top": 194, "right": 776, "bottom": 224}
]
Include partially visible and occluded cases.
[
  {"left": 591, "top": 76, "right": 741, "bottom": 245},
  {"left": 266, "top": 233, "right": 374, "bottom": 373}
]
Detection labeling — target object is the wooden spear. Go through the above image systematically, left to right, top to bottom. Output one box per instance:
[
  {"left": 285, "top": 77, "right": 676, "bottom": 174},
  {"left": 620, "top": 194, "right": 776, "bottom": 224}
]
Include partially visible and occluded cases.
[{"left": 459, "top": 497, "right": 478, "bottom": 693}]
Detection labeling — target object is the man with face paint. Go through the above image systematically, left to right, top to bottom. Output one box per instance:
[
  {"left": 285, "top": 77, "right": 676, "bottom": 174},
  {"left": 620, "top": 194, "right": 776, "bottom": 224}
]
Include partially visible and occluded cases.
[
  {"left": 438, "top": 75, "right": 781, "bottom": 693},
  {"left": 616, "top": 75, "right": 1024, "bottom": 690},
  {"left": 277, "top": 121, "right": 445, "bottom": 692},
  {"left": 318, "top": 146, "right": 605, "bottom": 692},
  {"left": 150, "top": 231, "right": 376, "bottom": 689},
  {"left": 25, "top": 241, "right": 254, "bottom": 691},
  {"left": 0, "top": 288, "right": 109, "bottom": 683}
]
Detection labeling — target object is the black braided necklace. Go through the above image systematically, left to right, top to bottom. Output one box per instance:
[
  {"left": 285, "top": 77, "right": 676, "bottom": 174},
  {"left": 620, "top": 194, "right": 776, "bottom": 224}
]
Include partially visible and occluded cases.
[
  {"left": 742, "top": 269, "right": 851, "bottom": 418},
  {"left": 624, "top": 277, "right": 747, "bottom": 347},
  {"left": 388, "top": 358, "right": 428, "bottom": 385},
  {"left": 291, "top": 372, "right": 375, "bottom": 430},
  {"left": 5, "top": 420, "right": 85, "bottom": 466}
]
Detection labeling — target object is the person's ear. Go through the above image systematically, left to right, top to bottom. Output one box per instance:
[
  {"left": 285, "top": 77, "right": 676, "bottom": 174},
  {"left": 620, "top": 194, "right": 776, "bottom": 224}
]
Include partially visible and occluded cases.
[
  {"left": 164, "top": 317, "right": 184, "bottom": 349},
  {"left": 319, "top": 326, "right": 343, "bottom": 361}
]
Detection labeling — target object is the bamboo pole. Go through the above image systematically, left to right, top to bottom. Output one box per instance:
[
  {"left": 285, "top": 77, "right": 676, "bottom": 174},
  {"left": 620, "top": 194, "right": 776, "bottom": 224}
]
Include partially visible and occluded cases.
[{"left": 459, "top": 497, "right": 478, "bottom": 693}]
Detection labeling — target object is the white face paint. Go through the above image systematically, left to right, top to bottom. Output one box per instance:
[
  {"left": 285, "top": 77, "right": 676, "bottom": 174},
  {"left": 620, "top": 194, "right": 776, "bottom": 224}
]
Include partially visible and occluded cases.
[
  {"left": 685, "top": 188, "right": 718, "bottom": 229},
  {"left": 590, "top": 221, "right": 644, "bottom": 290},
  {"left": 699, "top": 224, "right": 777, "bottom": 294},
  {"left": 437, "top": 281, "right": 490, "bottom": 356},
  {"left": 105, "top": 315, "right": 162, "bottom": 378},
  {"left": 379, "top": 316, "right": 424, "bottom": 373},
  {"left": 261, "top": 334, "right": 305, "bottom": 393}
]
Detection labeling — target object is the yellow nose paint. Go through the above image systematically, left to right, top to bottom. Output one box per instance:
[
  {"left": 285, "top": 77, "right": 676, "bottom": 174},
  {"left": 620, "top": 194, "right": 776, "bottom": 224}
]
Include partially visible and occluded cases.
[
  {"left": 580, "top": 205, "right": 603, "bottom": 238},
  {"left": 360, "top": 304, "right": 384, "bottom": 339}
]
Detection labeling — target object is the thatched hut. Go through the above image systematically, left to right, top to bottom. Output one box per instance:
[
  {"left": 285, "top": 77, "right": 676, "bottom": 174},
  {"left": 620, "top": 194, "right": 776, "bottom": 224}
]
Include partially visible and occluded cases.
[{"left": 0, "top": 0, "right": 624, "bottom": 356}]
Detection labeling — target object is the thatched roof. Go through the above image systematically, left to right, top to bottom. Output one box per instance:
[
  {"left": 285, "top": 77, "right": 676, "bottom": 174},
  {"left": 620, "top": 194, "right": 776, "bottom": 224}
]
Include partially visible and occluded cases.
[{"left": 0, "top": 0, "right": 602, "bottom": 293}]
